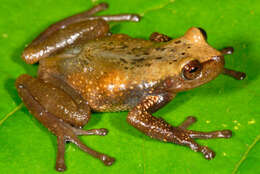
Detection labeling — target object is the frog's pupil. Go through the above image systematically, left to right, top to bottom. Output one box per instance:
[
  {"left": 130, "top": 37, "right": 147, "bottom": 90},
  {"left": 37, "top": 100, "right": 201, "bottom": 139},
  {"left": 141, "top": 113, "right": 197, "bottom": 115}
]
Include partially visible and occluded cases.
[{"left": 189, "top": 67, "right": 198, "bottom": 73}]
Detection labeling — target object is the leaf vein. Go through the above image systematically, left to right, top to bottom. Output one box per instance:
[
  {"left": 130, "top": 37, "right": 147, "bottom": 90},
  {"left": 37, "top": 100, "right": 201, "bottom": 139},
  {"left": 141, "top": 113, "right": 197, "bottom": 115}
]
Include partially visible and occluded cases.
[
  {"left": 139, "top": 0, "right": 175, "bottom": 16},
  {"left": 0, "top": 103, "right": 23, "bottom": 126},
  {"left": 231, "top": 134, "right": 260, "bottom": 174}
]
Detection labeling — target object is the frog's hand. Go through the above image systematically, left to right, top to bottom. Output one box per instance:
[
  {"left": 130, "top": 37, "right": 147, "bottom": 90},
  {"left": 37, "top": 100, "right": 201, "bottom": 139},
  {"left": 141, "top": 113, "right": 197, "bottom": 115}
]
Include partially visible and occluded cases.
[
  {"left": 22, "top": 3, "right": 141, "bottom": 64},
  {"left": 149, "top": 32, "right": 172, "bottom": 42},
  {"left": 219, "top": 47, "right": 246, "bottom": 80},
  {"left": 16, "top": 74, "right": 115, "bottom": 172},
  {"left": 127, "top": 93, "right": 232, "bottom": 160}
]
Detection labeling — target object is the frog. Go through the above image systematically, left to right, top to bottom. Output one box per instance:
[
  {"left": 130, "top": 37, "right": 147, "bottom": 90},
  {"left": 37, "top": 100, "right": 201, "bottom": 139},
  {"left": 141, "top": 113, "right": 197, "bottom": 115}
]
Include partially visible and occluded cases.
[{"left": 15, "top": 3, "right": 246, "bottom": 172}]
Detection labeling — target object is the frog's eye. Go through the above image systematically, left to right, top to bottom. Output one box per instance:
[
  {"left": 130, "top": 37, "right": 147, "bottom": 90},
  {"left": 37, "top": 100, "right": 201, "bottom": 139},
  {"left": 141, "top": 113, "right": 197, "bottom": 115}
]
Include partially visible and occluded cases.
[
  {"left": 198, "top": 28, "right": 207, "bottom": 41},
  {"left": 182, "top": 60, "right": 202, "bottom": 80}
]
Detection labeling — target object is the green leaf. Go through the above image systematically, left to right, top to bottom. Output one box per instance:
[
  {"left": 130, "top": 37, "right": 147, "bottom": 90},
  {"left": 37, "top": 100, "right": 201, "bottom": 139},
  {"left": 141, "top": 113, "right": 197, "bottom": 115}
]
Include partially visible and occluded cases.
[{"left": 0, "top": 0, "right": 259, "bottom": 173}]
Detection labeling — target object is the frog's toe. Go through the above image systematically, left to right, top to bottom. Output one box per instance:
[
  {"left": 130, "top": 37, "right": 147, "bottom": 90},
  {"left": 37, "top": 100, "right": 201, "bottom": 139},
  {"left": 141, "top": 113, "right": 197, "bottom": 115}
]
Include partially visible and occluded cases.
[
  {"left": 129, "top": 14, "right": 141, "bottom": 22},
  {"left": 221, "top": 47, "right": 234, "bottom": 55},
  {"left": 178, "top": 116, "right": 197, "bottom": 129},
  {"left": 178, "top": 116, "right": 232, "bottom": 139},
  {"left": 72, "top": 127, "right": 109, "bottom": 136},
  {"left": 96, "top": 128, "right": 109, "bottom": 136},
  {"left": 187, "top": 129, "right": 233, "bottom": 139},
  {"left": 221, "top": 129, "right": 232, "bottom": 138},
  {"left": 180, "top": 136, "right": 216, "bottom": 160},
  {"left": 200, "top": 146, "right": 215, "bottom": 160},
  {"left": 100, "top": 155, "right": 116, "bottom": 166},
  {"left": 56, "top": 161, "right": 67, "bottom": 172}
]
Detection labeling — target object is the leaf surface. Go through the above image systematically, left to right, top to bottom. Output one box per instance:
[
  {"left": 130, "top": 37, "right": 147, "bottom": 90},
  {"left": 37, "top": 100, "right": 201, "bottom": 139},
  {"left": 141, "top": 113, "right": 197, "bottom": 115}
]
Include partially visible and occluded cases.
[{"left": 0, "top": 0, "right": 259, "bottom": 173}]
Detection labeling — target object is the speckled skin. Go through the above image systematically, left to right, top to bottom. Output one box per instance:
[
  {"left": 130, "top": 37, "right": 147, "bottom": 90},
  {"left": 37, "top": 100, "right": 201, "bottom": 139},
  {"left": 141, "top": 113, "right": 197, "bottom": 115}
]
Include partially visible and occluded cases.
[{"left": 15, "top": 3, "right": 246, "bottom": 172}]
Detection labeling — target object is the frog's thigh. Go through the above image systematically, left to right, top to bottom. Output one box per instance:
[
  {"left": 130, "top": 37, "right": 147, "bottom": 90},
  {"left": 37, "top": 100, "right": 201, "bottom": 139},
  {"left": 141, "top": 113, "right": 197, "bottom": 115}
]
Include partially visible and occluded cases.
[
  {"left": 16, "top": 74, "right": 90, "bottom": 127},
  {"left": 16, "top": 74, "right": 115, "bottom": 171}
]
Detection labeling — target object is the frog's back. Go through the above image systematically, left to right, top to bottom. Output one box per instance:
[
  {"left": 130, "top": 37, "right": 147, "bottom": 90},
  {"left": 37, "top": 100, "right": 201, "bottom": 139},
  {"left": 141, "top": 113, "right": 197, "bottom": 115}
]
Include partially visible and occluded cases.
[{"left": 55, "top": 34, "right": 185, "bottom": 112}]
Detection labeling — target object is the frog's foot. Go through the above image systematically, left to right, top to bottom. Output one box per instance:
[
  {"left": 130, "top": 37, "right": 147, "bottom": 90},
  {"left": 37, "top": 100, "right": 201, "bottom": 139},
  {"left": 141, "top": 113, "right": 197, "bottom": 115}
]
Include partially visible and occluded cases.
[
  {"left": 220, "top": 47, "right": 246, "bottom": 80},
  {"left": 16, "top": 75, "right": 115, "bottom": 172},
  {"left": 176, "top": 116, "right": 232, "bottom": 159},
  {"left": 55, "top": 121, "right": 114, "bottom": 172}
]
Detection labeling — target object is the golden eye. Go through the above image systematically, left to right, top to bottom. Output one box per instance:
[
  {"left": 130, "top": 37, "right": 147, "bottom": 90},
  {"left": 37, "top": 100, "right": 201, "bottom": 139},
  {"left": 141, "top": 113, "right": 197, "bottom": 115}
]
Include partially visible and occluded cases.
[{"left": 182, "top": 60, "right": 202, "bottom": 80}]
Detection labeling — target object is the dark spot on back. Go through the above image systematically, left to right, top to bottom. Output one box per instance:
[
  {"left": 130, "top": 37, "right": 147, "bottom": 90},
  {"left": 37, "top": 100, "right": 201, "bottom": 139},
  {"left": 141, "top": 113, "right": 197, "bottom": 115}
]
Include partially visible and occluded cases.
[
  {"left": 174, "top": 40, "right": 181, "bottom": 44},
  {"left": 120, "top": 45, "right": 128, "bottom": 49},
  {"left": 187, "top": 46, "right": 191, "bottom": 49},
  {"left": 108, "top": 47, "right": 114, "bottom": 51},
  {"left": 155, "top": 47, "right": 166, "bottom": 51},
  {"left": 132, "top": 48, "right": 141, "bottom": 52},
  {"left": 160, "top": 48, "right": 166, "bottom": 51},
  {"left": 143, "top": 52, "right": 149, "bottom": 55},
  {"left": 181, "top": 52, "right": 185, "bottom": 55},
  {"left": 156, "top": 57, "right": 162, "bottom": 60},
  {"left": 120, "top": 58, "right": 127, "bottom": 63},
  {"left": 124, "top": 67, "right": 129, "bottom": 70}
]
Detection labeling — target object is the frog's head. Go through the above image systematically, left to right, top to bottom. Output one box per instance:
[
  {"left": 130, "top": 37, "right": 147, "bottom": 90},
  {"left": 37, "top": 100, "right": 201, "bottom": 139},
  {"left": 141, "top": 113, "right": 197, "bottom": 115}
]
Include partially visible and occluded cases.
[{"left": 166, "top": 27, "right": 246, "bottom": 92}]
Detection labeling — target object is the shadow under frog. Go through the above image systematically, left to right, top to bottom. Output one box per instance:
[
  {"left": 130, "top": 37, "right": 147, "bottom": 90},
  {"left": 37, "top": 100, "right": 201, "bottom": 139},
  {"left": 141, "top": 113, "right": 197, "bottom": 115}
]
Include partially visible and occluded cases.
[{"left": 14, "top": 3, "right": 247, "bottom": 172}]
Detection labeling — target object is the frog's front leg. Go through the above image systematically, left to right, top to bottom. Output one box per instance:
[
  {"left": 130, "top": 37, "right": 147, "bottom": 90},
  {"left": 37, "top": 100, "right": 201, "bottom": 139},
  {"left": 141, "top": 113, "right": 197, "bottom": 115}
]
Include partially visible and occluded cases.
[
  {"left": 22, "top": 3, "right": 140, "bottom": 64},
  {"left": 16, "top": 75, "right": 114, "bottom": 172},
  {"left": 127, "top": 93, "right": 232, "bottom": 159}
]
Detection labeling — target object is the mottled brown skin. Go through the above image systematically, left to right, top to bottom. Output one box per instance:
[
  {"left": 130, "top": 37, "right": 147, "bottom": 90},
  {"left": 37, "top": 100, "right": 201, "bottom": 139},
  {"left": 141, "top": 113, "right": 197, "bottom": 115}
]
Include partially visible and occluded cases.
[{"left": 15, "top": 3, "right": 246, "bottom": 172}]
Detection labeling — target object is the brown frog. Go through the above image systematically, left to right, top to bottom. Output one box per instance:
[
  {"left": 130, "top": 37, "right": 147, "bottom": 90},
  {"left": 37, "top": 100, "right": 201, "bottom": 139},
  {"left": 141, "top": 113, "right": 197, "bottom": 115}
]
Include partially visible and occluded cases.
[{"left": 16, "top": 3, "right": 246, "bottom": 172}]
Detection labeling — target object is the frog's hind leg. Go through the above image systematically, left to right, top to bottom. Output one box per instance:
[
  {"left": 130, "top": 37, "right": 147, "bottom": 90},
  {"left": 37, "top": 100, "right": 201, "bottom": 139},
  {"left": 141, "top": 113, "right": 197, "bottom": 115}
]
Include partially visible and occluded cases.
[
  {"left": 22, "top": 3, "right": 140, "bottom": 64},
  {"left": 32, "top": 3, "right": 110, "bottom": 45},
  {"left": 32, "top": 3, "right": 139, "bottom": 45},
  {"left": 16, "top": 74, "right": 115, "bottom": 172}
]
